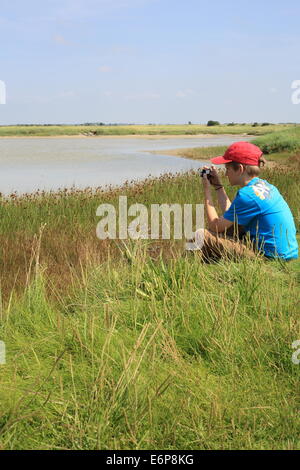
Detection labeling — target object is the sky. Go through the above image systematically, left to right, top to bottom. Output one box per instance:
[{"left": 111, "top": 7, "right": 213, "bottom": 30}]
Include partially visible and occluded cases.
[{"left": 0, "top": 0, "right": 300, "bottom": 125}]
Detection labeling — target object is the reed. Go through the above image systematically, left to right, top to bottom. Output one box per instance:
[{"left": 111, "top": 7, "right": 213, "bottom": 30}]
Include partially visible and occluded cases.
[{"left": 0, "top": 151, "right": 299, "bottom": 450}]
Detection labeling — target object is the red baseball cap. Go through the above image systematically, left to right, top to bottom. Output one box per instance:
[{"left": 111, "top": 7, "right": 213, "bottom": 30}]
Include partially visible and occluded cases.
[{"left": 211, "top": 141, "right": 263, "bottom": 165}]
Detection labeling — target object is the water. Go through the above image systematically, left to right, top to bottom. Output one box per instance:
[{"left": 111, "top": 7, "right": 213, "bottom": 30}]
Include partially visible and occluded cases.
[{"left": 0, "top": 135, "right": 250, "bottom": 195}]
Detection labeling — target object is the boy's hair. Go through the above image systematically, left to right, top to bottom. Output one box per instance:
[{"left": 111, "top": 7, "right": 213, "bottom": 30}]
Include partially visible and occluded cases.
[{"left": 228, "top": 156, "right": 266, "bottom": 176}]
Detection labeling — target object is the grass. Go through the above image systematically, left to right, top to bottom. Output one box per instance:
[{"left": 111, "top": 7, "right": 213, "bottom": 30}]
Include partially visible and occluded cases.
[
  {"left": 0, "top": 123, "right": 296, "bottom": 137},
  {"left": 157, "top": 126, "right": 300, "bottom": 164},
  {"left": 253, "top": 126, "right": 300, "bottom": 154},
  {"left": 0, "top": 145, "right": 299, "bottom": 450},
  {"left": 154, "top": 145, "right": 228, "bottom": 160},
  {"left": 0, "top": 163, "right": 299, "bottom": 298},
  {"left": 0, "top": 252, "right": 299, "bottom": 450}
]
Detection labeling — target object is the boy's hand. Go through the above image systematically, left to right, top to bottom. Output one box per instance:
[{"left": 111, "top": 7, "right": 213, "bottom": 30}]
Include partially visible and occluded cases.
[
  {"left": 201, "top": 165, "right": 223, "bottom": 192},
  {"left": 208, "top": 165, "right": 222, "bottom": 187},
  {"left": 201, "top": 166, "right": 212, "bottom": 190}
]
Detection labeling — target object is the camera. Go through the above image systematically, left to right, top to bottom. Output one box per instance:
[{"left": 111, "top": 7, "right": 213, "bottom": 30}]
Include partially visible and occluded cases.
[{"left": 199, "top": 168, "right": 212, "bottom": 179}]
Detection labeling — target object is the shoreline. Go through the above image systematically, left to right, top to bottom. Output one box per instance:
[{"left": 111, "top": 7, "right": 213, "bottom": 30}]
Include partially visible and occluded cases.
[
  {"left": 0, "top": 133, "right": 252, "bottom": 139},
  {"left": 149, "top": 147, "right": 277, "bottom": 167},
  {"left": 149, "top": 147, "right": 210, "bottom": 159}
]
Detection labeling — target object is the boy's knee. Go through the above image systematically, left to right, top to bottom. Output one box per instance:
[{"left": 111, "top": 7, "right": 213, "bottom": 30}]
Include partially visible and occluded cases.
[
  {"left": 194, "top": 228, "right": 212, "bottom": 248},
  {"left": 195, "top": 228, "right": 204, "bottom": 242},
  {"left": 196, "top": 228, "right": 217, "bottom": 243},
  {"left": 185, "top": 229, "right": 217, "bottom": 251}
]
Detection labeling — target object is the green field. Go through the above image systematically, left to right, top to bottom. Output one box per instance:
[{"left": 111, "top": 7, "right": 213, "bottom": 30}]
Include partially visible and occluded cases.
[
  {"left": 0, "top": 123, "right": 297, "bottom": 137},
  {"left": 157, "top": 125, "right": 300, "bottom": 163},
  {"left": 0, "top": 135, "right": 299, "bottom": 449}
]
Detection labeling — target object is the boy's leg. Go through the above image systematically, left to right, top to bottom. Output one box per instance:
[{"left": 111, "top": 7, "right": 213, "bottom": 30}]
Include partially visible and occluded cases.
[{"left": 188, "top": 228, "right": 256, "bottom": 261}]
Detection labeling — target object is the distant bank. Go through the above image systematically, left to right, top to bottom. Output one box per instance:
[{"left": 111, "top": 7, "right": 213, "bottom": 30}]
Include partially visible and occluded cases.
[{"left": 0, "top": 123, "right": 296, "bottom": 137}]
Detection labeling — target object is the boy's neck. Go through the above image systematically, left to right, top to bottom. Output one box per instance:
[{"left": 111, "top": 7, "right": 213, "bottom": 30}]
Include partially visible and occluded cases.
[{"left": 239, "top": 175, "right": 258, "bottom": 188}]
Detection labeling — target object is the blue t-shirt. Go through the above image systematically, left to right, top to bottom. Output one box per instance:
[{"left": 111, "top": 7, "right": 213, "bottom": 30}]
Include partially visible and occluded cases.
[{"left": 223, "top": 177, "right": 298, "bottom": 260}]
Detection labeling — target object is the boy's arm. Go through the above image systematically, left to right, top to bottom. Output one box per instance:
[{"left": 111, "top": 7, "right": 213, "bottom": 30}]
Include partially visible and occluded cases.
[
  {"left": 208, "top": 166, "right": 231, "bottom": 212},
  {"left": 204, "top": 184, "right": 233, "bottom": 233},
  {"left": 215, "top": 186, "right": 231, "bottom": 212}
]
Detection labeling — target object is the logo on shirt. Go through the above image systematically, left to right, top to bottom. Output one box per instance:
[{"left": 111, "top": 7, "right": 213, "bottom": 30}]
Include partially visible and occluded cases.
[{"left": 251, "top": 180, "right": 271, "bottom": 200}]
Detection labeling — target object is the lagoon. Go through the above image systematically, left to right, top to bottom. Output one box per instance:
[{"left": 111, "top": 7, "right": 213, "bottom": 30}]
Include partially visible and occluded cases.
[{"left": 0, "top": 135, "right": 250, "bottom": 195}]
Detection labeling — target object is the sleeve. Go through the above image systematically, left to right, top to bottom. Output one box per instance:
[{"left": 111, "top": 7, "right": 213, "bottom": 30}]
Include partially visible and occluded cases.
[{"left": 223, "top": 190, "right": 261, "bottom": 226}]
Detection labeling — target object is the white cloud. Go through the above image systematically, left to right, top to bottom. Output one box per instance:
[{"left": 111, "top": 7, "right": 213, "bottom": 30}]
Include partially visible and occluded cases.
[
  {"left": 53, "top": 34, "right": 69, "bottom": 45},
  {"left": 99, "top": 65, "right": 112, "bottom": 73},
  {"left": 176, "top": 89, "right": 197, "bottom": 98},
  {"left": 59, "top": 91, "right": 75, "bottom": 98},
  {"left": 124, "top": 92, "right": 160, "bottom": 100},
  {"left": 147, "top": 93, "right": 160, "bottom": 99}
]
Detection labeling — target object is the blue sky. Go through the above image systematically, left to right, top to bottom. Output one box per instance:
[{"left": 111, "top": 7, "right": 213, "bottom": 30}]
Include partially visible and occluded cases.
[{"left": 0, "top": 0, "right": 300, "bottom": 124}]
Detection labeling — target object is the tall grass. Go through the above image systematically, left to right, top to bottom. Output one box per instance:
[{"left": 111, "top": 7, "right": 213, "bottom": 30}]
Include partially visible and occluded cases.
[
  {"left": 253, "top": 126, "right": 300, "bottom": 154},
  {"left": 162, "top": 127, "right": 300, "bottom": 164},
  {"left": 0, "top": 161, "right": 299, "bottom": 450},
  {"left": 0, "top": 166, "right": 298, "bottom": 298},
  {"left": 0, "top": 242, "right": 299, "bottom": 449}
]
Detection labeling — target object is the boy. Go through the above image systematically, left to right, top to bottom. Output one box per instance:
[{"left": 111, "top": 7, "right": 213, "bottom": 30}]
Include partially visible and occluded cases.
[{"left": 191, "top": 141, "right": 298, "bottom": 261}]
